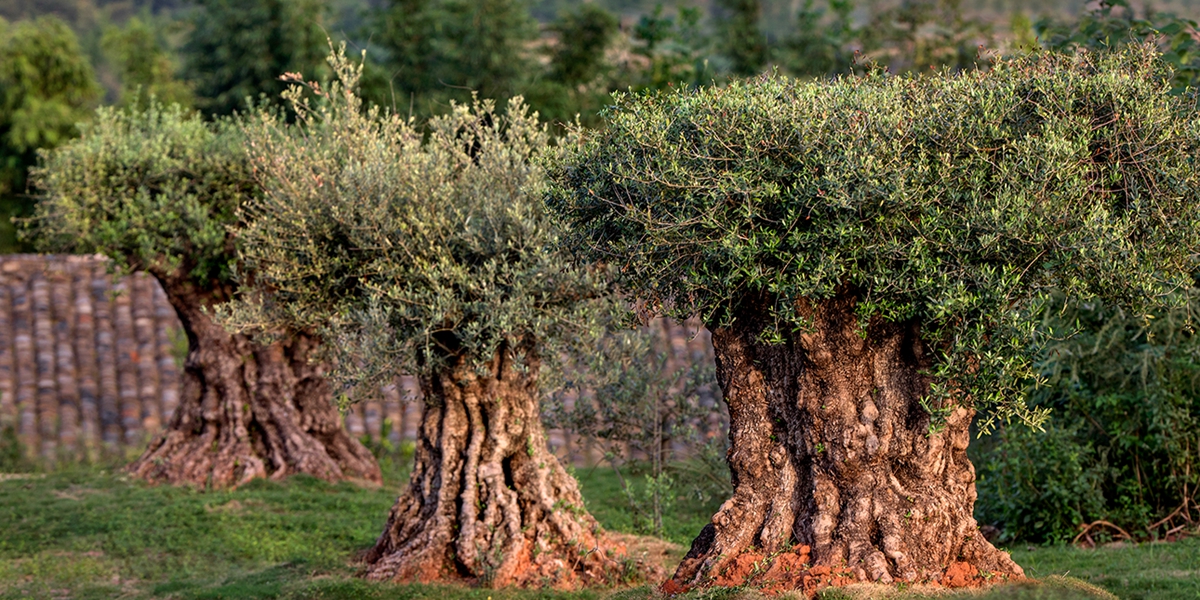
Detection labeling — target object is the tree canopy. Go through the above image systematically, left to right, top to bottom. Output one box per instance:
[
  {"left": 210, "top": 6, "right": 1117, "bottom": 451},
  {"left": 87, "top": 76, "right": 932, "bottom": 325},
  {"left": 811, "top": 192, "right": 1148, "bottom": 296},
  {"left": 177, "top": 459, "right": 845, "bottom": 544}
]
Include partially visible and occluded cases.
[
  {"left": 547, "top": 46, "right": 1200, "bottom": 430},
  {"left": 226, "top": 50, "right": 612, "bottom": 394},
  {"left": 30, "top": 101, "right": 247, "bottom": 288}
]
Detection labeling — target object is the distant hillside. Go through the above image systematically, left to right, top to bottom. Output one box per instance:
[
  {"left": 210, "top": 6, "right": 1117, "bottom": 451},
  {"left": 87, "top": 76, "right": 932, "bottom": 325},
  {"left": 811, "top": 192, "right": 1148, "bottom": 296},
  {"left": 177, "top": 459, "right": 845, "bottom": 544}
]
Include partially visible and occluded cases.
[{"left": 0, "top": 0, "right": 186, "bottom": 30}]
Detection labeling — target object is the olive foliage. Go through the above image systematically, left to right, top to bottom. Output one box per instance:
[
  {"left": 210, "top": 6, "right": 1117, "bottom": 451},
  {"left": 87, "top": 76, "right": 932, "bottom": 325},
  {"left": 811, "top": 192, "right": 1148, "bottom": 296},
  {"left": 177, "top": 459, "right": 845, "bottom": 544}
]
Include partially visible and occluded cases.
[
  {"left": 1036, "top": 0, "right": 1200, "bottom": 94},
  {"left": 547, "top": 46, "right": 1200, "bottom": 431},
  {"left": 225, "top": 48, "right": 612, "bottom": 396},
  {"left": 30, "top": 101, "right": 247, "bottom": 287}
]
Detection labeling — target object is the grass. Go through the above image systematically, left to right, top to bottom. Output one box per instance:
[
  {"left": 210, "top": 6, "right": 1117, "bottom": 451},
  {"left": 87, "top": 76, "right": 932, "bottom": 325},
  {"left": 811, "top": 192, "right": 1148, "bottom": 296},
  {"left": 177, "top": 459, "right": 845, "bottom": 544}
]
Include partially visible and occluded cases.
[
  {"left": 0, "top": 455, "right": 1194, "bottom": 600},
  {"left": 1011, "top": 541, "right": 1200, "bottom": 600}
]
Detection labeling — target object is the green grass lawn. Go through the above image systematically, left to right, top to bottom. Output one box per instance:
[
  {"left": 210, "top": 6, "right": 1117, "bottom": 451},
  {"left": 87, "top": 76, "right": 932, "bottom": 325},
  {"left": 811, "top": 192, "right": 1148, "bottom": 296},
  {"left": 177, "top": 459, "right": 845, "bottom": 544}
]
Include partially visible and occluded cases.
[
  {"left": 0, "top": 457, "right": 1194, "bottom": 600},
  {"left": 1011, "top": 541, "right": 1200, "bottom": 600}
]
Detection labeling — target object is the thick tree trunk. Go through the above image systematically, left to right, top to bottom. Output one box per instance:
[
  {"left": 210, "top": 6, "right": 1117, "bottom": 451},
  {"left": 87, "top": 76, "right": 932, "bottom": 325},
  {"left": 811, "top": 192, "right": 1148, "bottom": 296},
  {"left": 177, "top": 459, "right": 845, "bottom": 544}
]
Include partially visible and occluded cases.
[
  {"left": 128, "top": 276, "right": 380, "bottom": 487},
  {"left": 668, "top": 295, "right": 1022, "bottom": 595},
  {"left": 363, "top": 347, "right": 633, "bottom": 589}
]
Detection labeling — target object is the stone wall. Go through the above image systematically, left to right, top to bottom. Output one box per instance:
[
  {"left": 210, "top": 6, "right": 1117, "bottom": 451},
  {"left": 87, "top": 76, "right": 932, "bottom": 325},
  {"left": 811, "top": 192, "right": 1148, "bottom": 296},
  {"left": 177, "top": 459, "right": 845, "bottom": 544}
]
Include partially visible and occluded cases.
[
  {"left": 0, "top": 255, "right": 724, "bottom": 467},
  {"left": 0, "top": 255, "right": 181, "bottom": 461}
]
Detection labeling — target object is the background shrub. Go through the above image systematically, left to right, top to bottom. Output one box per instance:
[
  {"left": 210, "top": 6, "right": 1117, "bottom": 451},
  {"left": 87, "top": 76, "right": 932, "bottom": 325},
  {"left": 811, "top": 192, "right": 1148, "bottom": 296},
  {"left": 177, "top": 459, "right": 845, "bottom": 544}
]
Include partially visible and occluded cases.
[{"left": 975, "top": 294, "right": 1200, "bottom": 543}]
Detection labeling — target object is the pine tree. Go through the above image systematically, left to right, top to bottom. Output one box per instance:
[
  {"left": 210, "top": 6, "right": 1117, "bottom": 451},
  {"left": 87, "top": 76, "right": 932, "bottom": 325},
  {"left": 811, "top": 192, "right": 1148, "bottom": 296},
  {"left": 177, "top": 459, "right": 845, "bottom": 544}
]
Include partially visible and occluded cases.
[{"left": 182, "top": 0, "right": 326, "bottom": 116}]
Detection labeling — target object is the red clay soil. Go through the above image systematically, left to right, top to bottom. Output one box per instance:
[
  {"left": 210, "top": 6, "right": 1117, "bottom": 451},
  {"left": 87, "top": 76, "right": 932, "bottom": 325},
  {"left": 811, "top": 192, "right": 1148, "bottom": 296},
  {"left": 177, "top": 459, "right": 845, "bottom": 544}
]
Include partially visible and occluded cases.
[
  {"left": 659, "top": 547, "right": 1003, "bottom": 598},
  {"left": 938, "top": 561, "right": 984, "bottom": 588}
]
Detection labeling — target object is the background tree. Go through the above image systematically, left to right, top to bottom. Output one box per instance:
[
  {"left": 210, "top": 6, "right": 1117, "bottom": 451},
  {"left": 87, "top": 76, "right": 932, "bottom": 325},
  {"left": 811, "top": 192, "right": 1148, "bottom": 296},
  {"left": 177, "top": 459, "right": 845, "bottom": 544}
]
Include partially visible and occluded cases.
[
  {"left": 182, "top": 0, "right": 327, "bottom": 116},
  {"left": 363, "top": 0, "right": 441, "bottom": 112},
  {"left": 368, "top": 0, "right": 537, "bottom": 116},
  {"left": 715, "top": 0, "right": 766, "bottom": 76},
  {"left": 780, "top": 0, "right": 858, "bottom": 78},
  {"left": 866, "top": 0, "right": 992, "bottom": 73},
  {"left": 1035, "top": 0, "right": 1200, "bottom": 92},
  {"left": 523, "top": 3, "right": 620, "bottom": 128},
  {"left": 546, "top": 4, "right": 618, "bottom": 87},
  {"left": 629, "top": 5, "right": 713, "bottom": 91},
  {"left": 0, "top": 15, "right": 100, "bottom": 252},
  {"left": 101, "top": 16, "right": 194, "bottom": 109},
  {"left": 548, "top": 47, "right": 1200, "bottom": 590},
  {"left": 225, "top": 50, "right": 639, "bottom": 587},
  {"left": 29, "top": 101, "right": 380, "bottom": 487},
  {"left": 975, "top": 292, "right": 1200, "bottom": 544},
  {"left": 545, "top": 326, "right": 722, "bottom": 538}
]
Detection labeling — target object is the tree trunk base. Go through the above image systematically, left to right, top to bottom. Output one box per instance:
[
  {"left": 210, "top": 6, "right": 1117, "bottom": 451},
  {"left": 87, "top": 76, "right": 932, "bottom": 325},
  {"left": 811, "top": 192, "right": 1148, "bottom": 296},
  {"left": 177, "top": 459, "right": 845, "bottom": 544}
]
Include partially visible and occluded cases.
[
  {"left": 128, "top": 292, "right": 380, "bottom": 488},
  {"left": 667, "top": 297, "right": 1023, "bottom": 595},
  {"left": 362, "top": 351, "right": 651, "bottom": 589},
  {"left": 664, "top": 538, "right": 1019, "bottom": 598}
]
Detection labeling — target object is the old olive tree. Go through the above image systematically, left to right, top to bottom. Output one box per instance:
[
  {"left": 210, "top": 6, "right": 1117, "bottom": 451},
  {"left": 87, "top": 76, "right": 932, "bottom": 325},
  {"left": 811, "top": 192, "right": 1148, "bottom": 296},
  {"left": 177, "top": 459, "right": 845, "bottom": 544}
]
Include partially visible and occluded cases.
[
  {"left": 548, "top": 47, "right": 1200, "bottom": 590},
  {"left": 224, "top": 52, "right": 633, "bottom": 587},
  {"left": 31, "top": 103, "right": 380, "bottom": 487}
]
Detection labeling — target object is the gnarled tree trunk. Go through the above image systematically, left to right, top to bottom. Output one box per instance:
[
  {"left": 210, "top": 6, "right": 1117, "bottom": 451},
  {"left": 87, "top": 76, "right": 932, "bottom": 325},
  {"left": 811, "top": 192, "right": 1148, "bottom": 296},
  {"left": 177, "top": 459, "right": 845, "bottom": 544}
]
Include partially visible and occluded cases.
[
  {"left": 128, "top": 276, "right": 380, "bottom": 487},
  {"left": 668, "top": 295, "right": 1022, "bottom": 595},
  {"left": 363, "top": 346, "right": 632, "bottom": 589}
]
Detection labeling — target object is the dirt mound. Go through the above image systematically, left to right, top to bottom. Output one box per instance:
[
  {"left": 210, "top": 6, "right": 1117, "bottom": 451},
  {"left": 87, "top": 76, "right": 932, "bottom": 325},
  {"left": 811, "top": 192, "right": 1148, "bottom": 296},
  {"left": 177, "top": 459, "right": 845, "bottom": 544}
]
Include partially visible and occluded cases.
[{"left": 937, "top": 561, "right": 982, "bottom": 588}]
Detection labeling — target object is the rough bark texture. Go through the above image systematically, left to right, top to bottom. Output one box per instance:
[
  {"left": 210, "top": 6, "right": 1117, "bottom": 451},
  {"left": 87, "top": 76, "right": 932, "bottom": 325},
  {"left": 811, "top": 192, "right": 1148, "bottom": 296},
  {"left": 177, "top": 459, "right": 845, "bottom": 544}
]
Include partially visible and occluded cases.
[
  {"left": 128, "top": 275, "right": 381, "bottom": 487},
  {"left": 669, "top": 295, "right": 1022, "bottom": 594},
  {"left": 363, "top": 347, "right": 632, "bottom": 589}
]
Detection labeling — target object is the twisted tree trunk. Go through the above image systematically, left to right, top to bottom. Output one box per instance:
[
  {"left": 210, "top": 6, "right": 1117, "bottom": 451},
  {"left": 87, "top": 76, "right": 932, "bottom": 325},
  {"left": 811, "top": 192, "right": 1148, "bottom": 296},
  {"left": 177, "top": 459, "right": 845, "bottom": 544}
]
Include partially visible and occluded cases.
[
  {"left": 128, "top": 275, "right": 380, "bottom": 487},
  {"left": 668, "top": 295, "right": 1022, "bottom": 595},
  {"left": 363, "top": 346, "right": 632, "bottom": 588}
]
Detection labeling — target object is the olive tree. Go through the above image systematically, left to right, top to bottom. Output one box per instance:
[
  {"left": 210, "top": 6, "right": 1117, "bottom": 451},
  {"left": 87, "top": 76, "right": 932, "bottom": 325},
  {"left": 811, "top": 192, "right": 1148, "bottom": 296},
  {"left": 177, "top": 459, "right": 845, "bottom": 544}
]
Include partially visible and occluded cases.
[
  {"left": 548, "top": 46, "right": 1200, "bottom": 590},
  {"left": 224, "top": 50, "right": 632, "bottom": 587},
  {"left": 30, "top": 102, "right": 380, "bottom": 487}
]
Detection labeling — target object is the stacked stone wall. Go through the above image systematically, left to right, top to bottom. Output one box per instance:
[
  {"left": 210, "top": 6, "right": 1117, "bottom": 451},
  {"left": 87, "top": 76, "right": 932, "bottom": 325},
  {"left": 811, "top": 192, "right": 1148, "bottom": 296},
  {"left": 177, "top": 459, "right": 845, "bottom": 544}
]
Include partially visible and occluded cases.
[{"left": 0, "top": 255, "right": 724, "bottom": 467}]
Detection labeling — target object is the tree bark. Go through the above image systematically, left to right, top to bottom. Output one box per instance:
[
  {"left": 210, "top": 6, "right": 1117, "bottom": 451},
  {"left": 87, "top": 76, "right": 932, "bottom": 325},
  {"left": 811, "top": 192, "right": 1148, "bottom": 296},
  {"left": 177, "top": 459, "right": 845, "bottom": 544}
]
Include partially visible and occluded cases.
[
  {"left": 128, "top": 275, "right": 380, "bottom": 488},
  {"left": 668, "top": 295, "right": 1022, "bottom": 594},
  {"left": 363, "top": 346, "right": 633, "bottom": 589}
]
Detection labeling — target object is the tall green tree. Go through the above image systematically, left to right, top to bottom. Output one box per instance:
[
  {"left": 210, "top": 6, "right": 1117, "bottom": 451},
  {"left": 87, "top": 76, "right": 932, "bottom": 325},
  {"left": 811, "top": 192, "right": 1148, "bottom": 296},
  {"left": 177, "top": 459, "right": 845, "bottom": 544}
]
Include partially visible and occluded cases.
[
  {"left": 182, "top": 0, "right": 326, "bottom": 116},
  {"left": 365, "top": 0, "right": 440, "bottom": 110},
  {"left": 371, "top": 0, "right": 537, "bottom": 116},
  {"left": 715, "top": 0, "right": 766, "bottom": 76},
  {"left": 781, "top": 0, "right": 857, "bottom": 78},
  {"left": 523, "top": 3, "right": 620, "bottom": 127},
  {"left": 546, "top": 3, "right": 617, "bottom": 87},
  {"left": 629, "top": 5, "right": 713, "bottom": 91},
  {"left": 0, "top": 15, "right": 100, "bottom": 253},
  {"left": 101, "top": 16, "right": 193, "bottom": 109},
  {"left": 549, "top": 47, "right": 1200, "bottom": 591},
  {"left": 224, "top": 50, "right": 636, "bottom": 587},
  {"left": 29, "top": 101, "right": 380, "bottom": 487}
]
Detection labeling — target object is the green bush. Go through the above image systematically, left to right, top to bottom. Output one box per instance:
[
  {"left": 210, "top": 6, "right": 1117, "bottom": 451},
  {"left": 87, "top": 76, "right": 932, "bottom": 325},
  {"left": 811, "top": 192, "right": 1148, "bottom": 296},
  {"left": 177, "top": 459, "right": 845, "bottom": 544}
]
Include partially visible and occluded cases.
[
  {"left": 965, "top": 2, "right": 1200, "bottom": 542},
  {"left": 976, "top": 295, "right": 1200, "bottom": 542},
  {"left": 976, "top": 418, "right": 1106, "bottom": 543}
]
